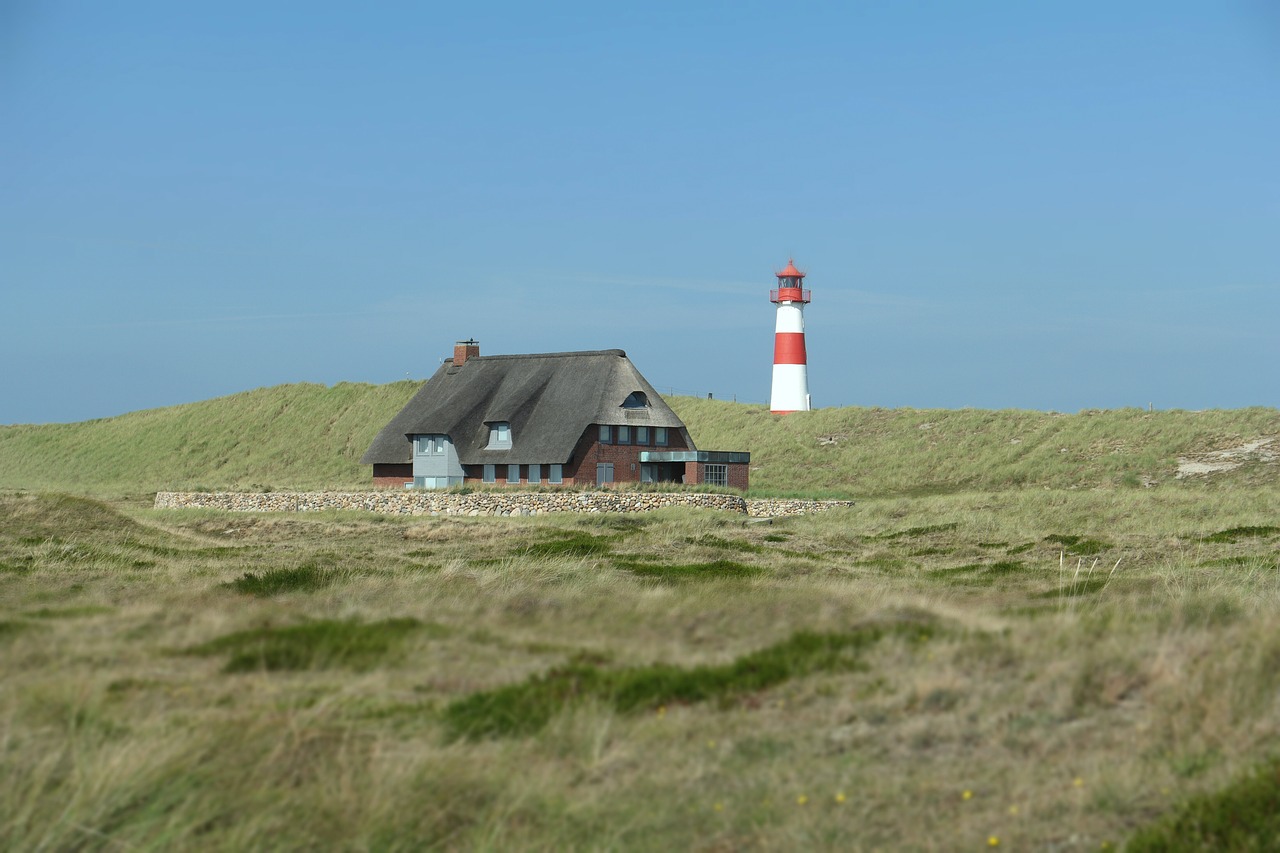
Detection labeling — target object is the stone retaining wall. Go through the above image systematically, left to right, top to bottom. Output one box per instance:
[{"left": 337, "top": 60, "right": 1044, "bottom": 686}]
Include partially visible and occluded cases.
[{"left": 153, "top": 491, "right": 855, "bottom": 518}]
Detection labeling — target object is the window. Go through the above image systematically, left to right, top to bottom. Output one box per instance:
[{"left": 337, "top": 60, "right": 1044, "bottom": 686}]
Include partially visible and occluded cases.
[
  {"left": 622, "top": 391, "right": 650, "bottom": 408},
  {"left": 486, "top": 422, "right": 512, "bottom": 449},
  {"left": 598, "top": 424, "right": 611, "bottom": 443},
  {"left": 617, "top": 425, "right": 630, "bottom": 444},
  {"left": 636, "top": 426, "right": 649, "bottom": 445},
  {"left": 655, "top": 427, "right": 668, "bottom": 446},
  {"left": 415, "top": 435, "right": 446, "bottom": 455},
  {"left": 596, "top": 463, "right": 614, "bottom": 485},
  {"left": 482, "top": 464, "right": 495, "bottom": 484},
  {"left": 507, "top": 464, "right": 520, "bottom": 484},
  {"left": 528, "top": 464, "right": 541, "bottom": 484},
  {"left": 549, "top": 464, "right": 563, "bottom": 484},
  {"left": 704, "top": 464, "right": 728, "bottom": 487}
]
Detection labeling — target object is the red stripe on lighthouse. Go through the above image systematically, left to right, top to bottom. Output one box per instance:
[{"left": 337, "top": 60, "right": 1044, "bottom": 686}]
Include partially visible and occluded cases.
[{"left": 773, "top": 332, "right": 808, "bottom": 365}]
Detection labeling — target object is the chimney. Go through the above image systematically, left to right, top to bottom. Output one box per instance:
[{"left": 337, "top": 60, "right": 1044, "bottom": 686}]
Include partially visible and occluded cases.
[{"left": 454, "top": 339, "right": 480, "bottom": 366}]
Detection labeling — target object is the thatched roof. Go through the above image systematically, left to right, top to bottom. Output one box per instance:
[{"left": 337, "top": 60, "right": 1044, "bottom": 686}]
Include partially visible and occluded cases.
[{"left": 361, "top": 349, "right": 691, "bottom": 466}]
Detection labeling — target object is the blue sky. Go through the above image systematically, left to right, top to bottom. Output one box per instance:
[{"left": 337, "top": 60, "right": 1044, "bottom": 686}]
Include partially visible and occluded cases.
[{"left": 3, "top": 1, "right": 1277, "bottom": 423}]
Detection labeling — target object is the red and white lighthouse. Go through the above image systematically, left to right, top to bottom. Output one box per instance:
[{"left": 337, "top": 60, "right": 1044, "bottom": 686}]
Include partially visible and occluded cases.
[{"left": 769, "top": 259, "right": 812, "bottom": 413}]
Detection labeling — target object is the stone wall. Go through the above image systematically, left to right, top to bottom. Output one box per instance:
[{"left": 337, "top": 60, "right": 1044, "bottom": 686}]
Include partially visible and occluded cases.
[{"left": 153, "top": 491, "right": 855, "bottom": 518}]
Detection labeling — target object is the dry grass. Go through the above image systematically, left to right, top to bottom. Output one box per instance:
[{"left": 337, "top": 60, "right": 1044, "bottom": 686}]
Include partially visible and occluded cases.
[
  {"left": 2, "top": 382, "right": 1277, "bottom": 497},
  {"left": 2, "top": 488, "right": 1279, "bottom": 848}
]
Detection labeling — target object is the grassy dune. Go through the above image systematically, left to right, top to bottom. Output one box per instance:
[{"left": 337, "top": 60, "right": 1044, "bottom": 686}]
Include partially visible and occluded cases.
[
  {"left": 0, "top": 381, "right": 420, "bottom": 496},
  {"left": 1, "top": 381, "right": 1277, "bottom": 496},
  {"left": 2, "top": 388, "right": 1279, "bottom": 847},
  {"left": 3, "top": 489, "right": 1280, "bottom": 848}
]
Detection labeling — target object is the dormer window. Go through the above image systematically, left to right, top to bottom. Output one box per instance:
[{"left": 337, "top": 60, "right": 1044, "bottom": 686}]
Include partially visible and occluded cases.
[
  {"left": 622, "top": 391, "right": 650, "bottom": 409},
  {"left": 486, "top": 421, "right": 512, "bottom": 450}
]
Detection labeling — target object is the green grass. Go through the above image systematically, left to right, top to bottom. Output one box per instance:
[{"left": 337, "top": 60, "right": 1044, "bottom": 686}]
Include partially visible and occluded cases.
[
  {"left": 1200, "top": 525, "right": 1280, "bottom": 544},
  {"left": 523, "top": 531, "right": 617, "bottom": 558},
  {"left": 615, "top": 557, "right": 762, "bottom": 582},
  {"left": 223, "top": 565, "right": 340, "bottom": 596},
  {"left": 184, "top": 618, "right": 427, "bottom": 672},
  {"left": 443, "top": 623, "right": 928, "bottom": 740},
  {"left": 1127, "top": 760, "right": 1280, "bottom": 851}
]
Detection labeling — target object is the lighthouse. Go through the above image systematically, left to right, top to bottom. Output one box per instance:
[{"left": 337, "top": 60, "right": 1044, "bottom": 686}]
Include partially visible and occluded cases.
[{"left": 769, "top": 259, "right": 812, "bottom": 413}]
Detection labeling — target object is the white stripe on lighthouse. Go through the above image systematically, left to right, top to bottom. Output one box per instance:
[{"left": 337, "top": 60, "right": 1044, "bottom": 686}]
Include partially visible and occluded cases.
[{"left": 774, "top": 303, "right": 806, "bottom": 334}]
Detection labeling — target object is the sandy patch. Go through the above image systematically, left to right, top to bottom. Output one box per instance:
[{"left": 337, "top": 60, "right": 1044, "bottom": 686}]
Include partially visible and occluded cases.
[{"left": 1175, "top": 436, "right": 1278, "bottom": 478}]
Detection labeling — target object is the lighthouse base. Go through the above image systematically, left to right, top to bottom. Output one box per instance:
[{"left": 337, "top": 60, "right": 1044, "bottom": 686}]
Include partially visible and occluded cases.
[{"left": 769, "top": 364, "right": 811, "bottom": 413}]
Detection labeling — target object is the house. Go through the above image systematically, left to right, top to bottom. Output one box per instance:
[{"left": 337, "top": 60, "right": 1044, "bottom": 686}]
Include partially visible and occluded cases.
[{"left": 361, "top": 341, "right": 750, "bottom": 489}]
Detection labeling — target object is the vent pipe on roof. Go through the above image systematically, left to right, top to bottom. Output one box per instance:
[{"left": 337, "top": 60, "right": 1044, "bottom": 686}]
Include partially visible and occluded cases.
[{"left": 454, "top": 339, "right": 480, "bottom": 366}]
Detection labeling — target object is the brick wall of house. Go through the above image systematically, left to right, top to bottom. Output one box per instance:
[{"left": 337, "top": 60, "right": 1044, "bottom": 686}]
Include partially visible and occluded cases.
[
  {"left": 565, "top": 424, "right": 691, "bottom": 485},
  {"left": 685, "top": 461, "right": 751, "bottom": 491},
  {"left": 372, "top": 464, "right": 413, "bottom": 489}
]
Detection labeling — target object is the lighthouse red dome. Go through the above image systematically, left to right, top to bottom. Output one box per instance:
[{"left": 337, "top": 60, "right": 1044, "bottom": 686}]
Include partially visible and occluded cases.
[{"left": 775, "top": 259, "right": 806, "bottom": 279}]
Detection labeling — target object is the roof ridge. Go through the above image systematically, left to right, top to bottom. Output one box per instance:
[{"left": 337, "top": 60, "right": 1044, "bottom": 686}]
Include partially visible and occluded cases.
[{"left": 448, "top": 349, "right": 626, "bottom": 362}]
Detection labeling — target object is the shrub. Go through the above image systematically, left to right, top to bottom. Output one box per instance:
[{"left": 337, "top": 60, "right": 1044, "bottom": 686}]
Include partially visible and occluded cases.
[
  {"left": 223, "top": 564, "right": 335, "bottom": 596},
  {"left": 1127, "top": 760, "right": 1280, "bottom": 851}
]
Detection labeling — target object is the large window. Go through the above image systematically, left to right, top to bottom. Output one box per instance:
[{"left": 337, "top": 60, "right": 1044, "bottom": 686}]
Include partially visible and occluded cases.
[
  {"left": 549, "top": 464, "right": 563, "bottom": 484},
  {"left": 704, "top": 464, "right": 728, "bottom": 487}
]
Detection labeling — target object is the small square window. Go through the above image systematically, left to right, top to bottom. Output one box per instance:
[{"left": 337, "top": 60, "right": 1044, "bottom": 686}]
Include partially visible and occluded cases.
[
  {"left": 598, "top": 425, "right": 611, "bottom": 444},
  {"left": 617, "top": 425, "right": 630, "bottom": 444},
  {"left": 636, "top": 426, "right": 649, "bottom": 445},
  {"left": 655, "top": 427, "right": 668, "bottom": 446},
  {"left": 482, "top": 464, "right": 495, "bottom": 484},
  {"left": 507, "top": 464, "right": 520, "bottom": 484},
  {"left": 528, "top": 464, "right": 541, "bottom": 484},
  {"left": 549, "top": 464, "right": 563, "bottom": 484}
]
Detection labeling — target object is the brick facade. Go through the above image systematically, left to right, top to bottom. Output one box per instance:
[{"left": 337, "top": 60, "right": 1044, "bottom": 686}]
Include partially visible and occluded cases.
[
  {"left": 452, "top": 424, "right": 709, "bottom": 488},
  {"left": 564, "top": 424, "right": 691, "bottom": 485},
  {"left": 372, "top": 463, "right": 413, "bottom": 489}
]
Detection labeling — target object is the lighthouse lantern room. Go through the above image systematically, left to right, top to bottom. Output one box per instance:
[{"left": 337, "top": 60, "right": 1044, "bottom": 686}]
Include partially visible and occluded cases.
[{"left": 769, "top": 259, "right": 812, "bottom": 413}]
